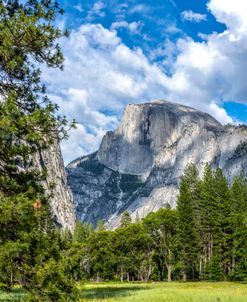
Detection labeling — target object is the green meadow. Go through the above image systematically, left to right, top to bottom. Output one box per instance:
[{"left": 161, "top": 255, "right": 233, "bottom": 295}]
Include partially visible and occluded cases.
[
  {"left": 1, "top": 282, "right": 247, "bottom": 301},
  {"left": 79, "top": 282, "right": 247, "bottom": 302}
]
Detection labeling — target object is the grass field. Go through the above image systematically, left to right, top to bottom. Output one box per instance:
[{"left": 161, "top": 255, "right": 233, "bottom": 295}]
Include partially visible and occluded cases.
[
  {"left": 1, "top": 282, "right": 247, "bottom": 301},
  {"left": 79, "top": 282, "right": 247, "bottom": 302}
]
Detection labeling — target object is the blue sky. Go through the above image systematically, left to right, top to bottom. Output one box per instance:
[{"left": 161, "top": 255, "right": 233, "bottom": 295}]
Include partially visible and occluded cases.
[{"left": 41, "top": 0, "right": 247, "bottom": 163}]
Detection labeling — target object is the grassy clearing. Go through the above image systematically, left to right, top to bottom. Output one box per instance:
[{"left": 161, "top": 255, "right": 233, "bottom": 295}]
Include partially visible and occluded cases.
[
  {"left": 1, "top": 282, "right": 247, "bottom": 301},
  {"left": 79, "top": 282, "right": 247, "bottom": 302}
]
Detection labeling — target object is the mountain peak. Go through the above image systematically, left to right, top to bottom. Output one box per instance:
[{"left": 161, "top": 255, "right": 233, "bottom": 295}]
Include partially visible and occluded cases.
[
  {"left": 126, "top": 99, "right": 221, "bottom": 125},
  {"left": 97, "top": 100, "right": 221, "bottom": 174}
]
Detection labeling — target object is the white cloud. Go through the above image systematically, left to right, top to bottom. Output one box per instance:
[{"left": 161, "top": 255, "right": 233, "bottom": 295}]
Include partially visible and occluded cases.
[
  {"left": 43, "top": 0, "right": 247, "bottom": 163},
  {"left": 167, "top": 0, "right": 247, "bottom": 108},
  {"left": 208, "top": 0, "right": 247, "bottom": 30},
  {"left": 86, "top": 1, "right": 105, "bottom": 20},
  {"left": 92, "top": 1, "right": 105, "bottom": 15},
  {"left": 112, "top": 3, "right": 129, "bottom": 19},
  {"left": 74, "top": 4, "right": 83, "bottom": 13},
  {"left": 129, "top": 4, "right": 150, "bottom": 14},
  {"left": 181, "top": 10, "right": 207, "bottom": 22},
  {"left": 111, "top": 21, "right": 143, "bottom": 34},
  {"left": 165, "top": 24, "right": 182, "bottom": 34},
  {"left": 148, "top": 39, "right": 179, "bottom": 75},
  {"left": 208, "top": 103, "right": 233, "bottom": 124},
  {"left": 61, "top": 124, "right": 105, "bottom": 165}
]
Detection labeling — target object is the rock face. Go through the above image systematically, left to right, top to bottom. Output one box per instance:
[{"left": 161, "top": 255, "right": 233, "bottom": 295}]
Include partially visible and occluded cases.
[
  {"left": 67, "top": 100, "right": 247, "bottom": 228},
  {"left": 35, "top": 142, "right": 76, "bottom": 230}
]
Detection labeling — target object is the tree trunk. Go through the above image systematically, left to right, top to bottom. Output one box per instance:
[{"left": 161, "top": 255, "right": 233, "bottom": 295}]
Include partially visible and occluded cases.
[
  {"left": 209, "top": 233, "right": 213, "bottom": 261},
  {"left": 167, "top": 249, "right": 172, "bottom": 282},
  {"left": 199, "top": 255, "right": 203, "bottom": 280},
  {"left": 232, "top": 255, "right": 236, "bottom": 272},
  {"left": 145, "top": 264, "right": 152, "bottom": 282},
  {"left": 167, "top": 264, "right": 172, "bottom": 282},
  {"left": 120, "top": 266, "right": 124, "bottom": 282},
  {"left": 10, "top": 268, "right": 13, "bottom": 287},
  {"left": 183, "top": 271, "right": 187, "bottom": 282},
  {"left": 96, "top": 272, "right": 100, "bottom": 283},
  {"left": 127, "top": 272, "right": 130, "bottom": 282}
]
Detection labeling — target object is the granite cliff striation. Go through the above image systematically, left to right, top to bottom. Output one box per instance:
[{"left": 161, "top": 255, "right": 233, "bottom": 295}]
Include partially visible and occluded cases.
[
  {"left": 67, "top": 100, "right": 247, "bottom": 228},
  {"left": 34, "top": 142, "right": 76, "bottom": 230}
]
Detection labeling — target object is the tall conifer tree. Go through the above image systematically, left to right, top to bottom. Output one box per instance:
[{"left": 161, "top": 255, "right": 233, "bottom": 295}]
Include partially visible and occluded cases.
[{"left": 177, "top": 164, "right": 199, "bottom": 281}]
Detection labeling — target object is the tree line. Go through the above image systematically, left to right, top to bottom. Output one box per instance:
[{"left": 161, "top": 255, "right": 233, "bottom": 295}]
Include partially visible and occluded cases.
[{"left": 68, "top": 164, "right": 247, "bottom": 283}]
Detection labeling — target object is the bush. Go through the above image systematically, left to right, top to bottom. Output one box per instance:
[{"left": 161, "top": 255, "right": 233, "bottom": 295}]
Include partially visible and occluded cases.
[{"left": 28, "top": 259, "right": 79, "bottom": 302}]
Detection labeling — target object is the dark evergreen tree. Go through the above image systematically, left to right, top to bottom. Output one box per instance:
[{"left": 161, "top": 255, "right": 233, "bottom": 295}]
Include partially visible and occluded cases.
[
  {"left": 176, "top": 164, "right": 200, "bottom": 281},
  {"left": 199, "top": 164, "right": 218, "bottom": 280},
  {"left": 213, "top": 168, "right": 232, "bottom": 278},
  {"left": 229, "top": 175, "right": 247, "bottom": 281},
  {"left": 73, "top": 221, "right": 88, "bottom": 243},
  {"left": 88, "top": 230, "right": 116, "bottom": 281}
]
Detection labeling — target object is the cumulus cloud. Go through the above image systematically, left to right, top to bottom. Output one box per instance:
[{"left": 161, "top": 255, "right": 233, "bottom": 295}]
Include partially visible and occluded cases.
[
  {"left": 43, "top": 0, "right": 247, "bottom": 163},
  {"left": 168, "top": 0, "right": 247, "bottom": 107},
  {"left": 208, "top": 0, "right": 247, "bottom": 30},
  {"left": 181, "top": 10, "right": 207, "bottom": 22}
]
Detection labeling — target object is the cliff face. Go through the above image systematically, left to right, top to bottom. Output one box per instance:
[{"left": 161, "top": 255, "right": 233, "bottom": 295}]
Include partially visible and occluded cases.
[
  {"left": 67, "top": 100, "right": 247, "bottom": 228},
  {"left": 34, "top": 142, "right": 76, "bottom": 230}
]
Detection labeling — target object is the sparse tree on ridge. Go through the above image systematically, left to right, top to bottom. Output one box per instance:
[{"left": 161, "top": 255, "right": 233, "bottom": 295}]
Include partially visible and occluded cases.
[{"left": 120, "top": 210, "right": 132, "bottom": 228}]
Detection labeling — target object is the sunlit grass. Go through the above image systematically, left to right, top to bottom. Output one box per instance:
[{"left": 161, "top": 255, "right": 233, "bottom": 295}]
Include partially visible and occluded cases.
[
  {"left": 1, "top": 282, "right": 247, "bottom": 301},
  {"left": 78, "top": 282, "right": 247, "bottom": 302}
]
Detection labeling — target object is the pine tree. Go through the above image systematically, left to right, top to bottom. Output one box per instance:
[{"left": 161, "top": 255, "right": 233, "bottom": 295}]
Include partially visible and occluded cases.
[
  {"left": 0, "top": 0, "right": 71, "bottom": 195},
  {"left": 176, "top": 164, "right": 200, "bottom": 281},
  {"left": 199, "top": 164, "right": 218, "bottom": 279},
  {"left": 198, "top": 165, "right": 231, "bottom": 280},
  {"left": 213, "top": 168, "right": 232, "bottom": 278},
  {"left": 229, "top": 175, "right": 247, "bottom": 280},
  {"left": 120, "top": 211, "right": 132, "bottom": 228},
  {"left": 96, "top": 220, "right": 106, "bottom": 232},
  {"left": 73, "top": 221, "right": 88, "bottom": 243},
  {"left": 87, "top": 223, "right": 94, "bottom": 235}
]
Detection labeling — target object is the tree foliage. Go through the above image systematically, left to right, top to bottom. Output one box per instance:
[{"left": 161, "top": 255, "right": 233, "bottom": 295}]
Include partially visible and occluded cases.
[
  {"left": 0, "top": 1, "right": 76, "bottom": 300},
  {"left": 64, "top": 165, "right": 247, "bottom": 283}
]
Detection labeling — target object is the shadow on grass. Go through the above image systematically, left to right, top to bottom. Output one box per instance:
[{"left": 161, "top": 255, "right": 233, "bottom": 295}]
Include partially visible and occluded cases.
[{"left": 81, "top": 285, "right": 150, "bottom": 300}]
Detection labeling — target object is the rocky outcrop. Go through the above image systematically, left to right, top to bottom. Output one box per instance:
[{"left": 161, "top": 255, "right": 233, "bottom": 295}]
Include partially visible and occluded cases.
[
  {"left": 67, "top": 100, "right": 247, "bottom": 228},
  {"left": 35, "top": 142, "right": 76, "bottom": 230}
]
